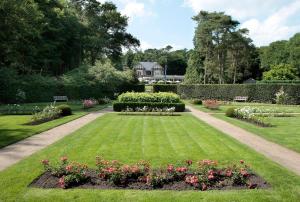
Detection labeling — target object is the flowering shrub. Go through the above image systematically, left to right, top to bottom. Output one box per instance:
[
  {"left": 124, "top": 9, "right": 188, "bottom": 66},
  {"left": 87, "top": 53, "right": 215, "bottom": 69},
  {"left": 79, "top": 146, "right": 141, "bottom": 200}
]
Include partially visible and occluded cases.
[
  {"left": 275, "top": 87, "right": 289, "bottom": 104},
  {"left": 118, "top": 92, "right": 180, "bottom": 103},
  {"left": 83, "top": 99, "right": 98, "bottom": 109},
  {"left": 203, "top": 100, "right": 220, "bottom": 110},
  {"left": 31, "top": 105, "right": 61, "bottom": 124},
  {"left": 121, "top": 106, "right": 176, "bottom": 116},
  {"left": 233, "top": 107, "right": 273, "bottom": 127},
  {"left": 41, "top": 156, "right": 89, "bottom": 188},
  {"left": 39, "top": 157, "right": 258, "bottom": 190}
]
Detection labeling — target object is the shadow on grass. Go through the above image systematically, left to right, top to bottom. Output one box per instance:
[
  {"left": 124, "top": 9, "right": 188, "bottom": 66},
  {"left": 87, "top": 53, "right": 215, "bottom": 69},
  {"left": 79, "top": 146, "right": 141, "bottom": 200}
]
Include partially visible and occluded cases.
[{"left": 0, "top": 128, "right": 34, "bottom": 149}]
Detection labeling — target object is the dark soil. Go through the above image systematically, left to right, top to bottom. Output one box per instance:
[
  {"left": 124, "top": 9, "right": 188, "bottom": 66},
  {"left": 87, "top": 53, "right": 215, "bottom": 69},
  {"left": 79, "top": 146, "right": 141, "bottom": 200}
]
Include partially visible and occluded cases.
[{"left": 29, "top": 170, "right": 269, "bottom": 191}]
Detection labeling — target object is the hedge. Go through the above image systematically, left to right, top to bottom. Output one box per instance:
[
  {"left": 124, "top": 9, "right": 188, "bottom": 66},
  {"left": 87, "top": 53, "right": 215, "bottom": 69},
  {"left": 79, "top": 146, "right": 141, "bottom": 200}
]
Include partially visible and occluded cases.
[
  {"left": 258, "top": 80, "right": 300, "bottom": 84},
  {"left": 153, "top": 84, "right": 178, "bottom": 93},
  {"left": 178, "top": 84, "right": 300, "bottom": 104},
  {"left": 118, "top": 92, "right": 180, "bottom": 103},
  {"left": 113, "top": 102, "right": 185, "bottom": 112}
]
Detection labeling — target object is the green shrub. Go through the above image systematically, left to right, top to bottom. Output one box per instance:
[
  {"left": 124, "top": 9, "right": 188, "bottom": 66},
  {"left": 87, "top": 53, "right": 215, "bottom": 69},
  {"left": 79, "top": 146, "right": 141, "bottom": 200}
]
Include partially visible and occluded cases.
[
  {"left": 153, "top": 84, "right": 178, "bottom": 93},
  {"left": 178, "top": 84, "right": 300, "bottom": 104},
  {"left": 118, "top": 92, "right": 180, "bottom": 103},
  {"left": 191, "top": 99, "right": 202, "bottom": 105},
  {"left": 113, "top": 102, "right": 185, "bottom": 112},
  {"left": 57, "top": 104, "right": 72, "bottom": 116},
  {"left": 226, "top": 107, "right": 236, "bottom": 117}
]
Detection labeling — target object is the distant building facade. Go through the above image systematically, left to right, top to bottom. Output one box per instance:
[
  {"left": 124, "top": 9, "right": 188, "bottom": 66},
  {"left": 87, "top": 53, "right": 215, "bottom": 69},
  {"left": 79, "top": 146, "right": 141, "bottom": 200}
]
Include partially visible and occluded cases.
[{"left": 133, "top": 62, "right": 184, "bottom": 83}]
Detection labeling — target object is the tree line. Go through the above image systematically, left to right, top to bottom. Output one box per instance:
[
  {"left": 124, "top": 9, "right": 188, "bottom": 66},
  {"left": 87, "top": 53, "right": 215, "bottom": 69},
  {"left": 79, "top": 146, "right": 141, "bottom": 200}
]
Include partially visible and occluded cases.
[{"left": 0, "top": 0, "right": 139, "bottom": 76}]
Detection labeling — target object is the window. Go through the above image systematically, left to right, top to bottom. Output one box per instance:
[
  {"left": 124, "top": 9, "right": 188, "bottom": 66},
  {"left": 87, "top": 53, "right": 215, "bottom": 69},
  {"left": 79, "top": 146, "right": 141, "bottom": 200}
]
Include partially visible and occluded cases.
[{"left": 146, "top": 71, "right": 152, "bottom": 76}]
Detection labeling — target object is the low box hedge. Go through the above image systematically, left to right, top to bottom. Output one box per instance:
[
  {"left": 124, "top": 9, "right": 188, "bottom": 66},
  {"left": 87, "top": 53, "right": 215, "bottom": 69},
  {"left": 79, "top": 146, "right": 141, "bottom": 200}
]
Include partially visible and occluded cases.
[
  {"left": 118, "top": 92, "right": 180, "bottom": 103},
  {"left": 113, "top": 102, "right": 185, "bottom": 112}
]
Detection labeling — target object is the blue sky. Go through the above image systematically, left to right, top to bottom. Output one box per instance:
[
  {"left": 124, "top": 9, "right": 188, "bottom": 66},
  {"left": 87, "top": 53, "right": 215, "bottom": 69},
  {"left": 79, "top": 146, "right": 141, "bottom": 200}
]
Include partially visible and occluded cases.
[{"left": 100, "top": 0, "right": 300, "bottom": 50}]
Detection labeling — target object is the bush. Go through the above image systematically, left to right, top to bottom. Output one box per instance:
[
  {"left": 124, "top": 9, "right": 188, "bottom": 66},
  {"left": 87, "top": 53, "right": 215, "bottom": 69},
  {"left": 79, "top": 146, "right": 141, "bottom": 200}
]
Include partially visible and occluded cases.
[
  {"left": 153, "top": 84, "right": 178, "bottom": 93},
  {"left": 178, "top": 84, "right": 300, "bottom": 104},
  {"left": 118, "top": 92, "right": 180, "bottom": 103},
  {"left": 83, "top": 99, "right": 98, "bottom": 109},
  {"left": 191, "top": 99, "right": 202, "bottom": 105},
  {"left": 202, "top": 100, "right": 220, "bottom": 110},
  {"left": 113, "top": 102, "right": 185, "bottom": 112},
  {"left": 31, "top": 105, "right": 61, "bottom": 124},
  {"left": 57, "top": 105, "right": 72, "bottom": 116},
  {"left": 226, "top": 107, "right": 236, "bottom": 117}
]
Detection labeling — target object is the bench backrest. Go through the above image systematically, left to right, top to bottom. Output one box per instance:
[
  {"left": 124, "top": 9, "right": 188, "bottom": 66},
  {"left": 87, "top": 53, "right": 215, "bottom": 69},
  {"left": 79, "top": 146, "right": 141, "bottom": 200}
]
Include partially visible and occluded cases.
[
  {"left": 53, "top": 96, "right": 68, "bottom": 101},
  {"left": 234, "top": 96, "right": 248, "bottom": 100}
]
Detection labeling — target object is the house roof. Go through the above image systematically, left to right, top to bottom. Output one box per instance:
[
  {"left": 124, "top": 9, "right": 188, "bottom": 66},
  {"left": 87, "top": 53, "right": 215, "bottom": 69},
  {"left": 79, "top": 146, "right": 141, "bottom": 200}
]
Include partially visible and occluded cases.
[{"left": 136, "top": 62, "right": 162, "bottom": 70}]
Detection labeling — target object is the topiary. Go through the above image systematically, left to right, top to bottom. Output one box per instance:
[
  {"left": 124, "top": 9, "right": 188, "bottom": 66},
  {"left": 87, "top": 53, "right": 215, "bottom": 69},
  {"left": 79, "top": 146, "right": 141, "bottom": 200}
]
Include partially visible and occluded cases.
[
  {"left": 191, "top": 99, "right": 202, "bottom": 105},
  {"left": 57, "top": 104, "right": 72, "bottom": 116},
  {"left": 226, "top": 107, "right": 236, "bottom": 117}
]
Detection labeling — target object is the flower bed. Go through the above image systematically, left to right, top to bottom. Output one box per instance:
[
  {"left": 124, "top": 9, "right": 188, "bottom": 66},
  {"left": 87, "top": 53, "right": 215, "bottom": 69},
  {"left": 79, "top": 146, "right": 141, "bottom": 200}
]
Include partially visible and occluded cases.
[
  {"left": 203, "top": 100, "right": 220, "bottom": 110},
  {"left": 30, "top": 157, "right": 268, "bottom": 191}
]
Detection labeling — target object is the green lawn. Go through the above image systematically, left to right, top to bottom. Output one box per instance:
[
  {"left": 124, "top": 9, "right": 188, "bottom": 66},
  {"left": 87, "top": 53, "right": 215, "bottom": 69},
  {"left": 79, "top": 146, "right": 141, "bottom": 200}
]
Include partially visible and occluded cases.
[
  {"left": 0, "top": 102, "right": 109, "bottom": 148},
  {"left": 0, "top": 113, "right": 299, "bottom": 201},
  {"left": 213, "top": 114, "right": 300, "bottom": 153}
]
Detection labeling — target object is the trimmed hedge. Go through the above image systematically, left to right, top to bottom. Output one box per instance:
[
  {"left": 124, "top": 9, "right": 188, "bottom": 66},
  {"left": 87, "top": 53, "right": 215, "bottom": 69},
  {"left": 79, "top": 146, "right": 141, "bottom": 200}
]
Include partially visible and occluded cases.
[
  {"left": 258, "top": 80, "right": 300, "bottom": 84},
  {"left": 153, "top": 84, "right": 178, "bottom": 93},
  {"left": 178, "top": 84, "right": 300, "bottom": 104},
  {"left": 118, "top": 92, "right": 180, "bottom": 103},
  {"left": 113, "top": 102, "right": 185, "bottom": 112}
]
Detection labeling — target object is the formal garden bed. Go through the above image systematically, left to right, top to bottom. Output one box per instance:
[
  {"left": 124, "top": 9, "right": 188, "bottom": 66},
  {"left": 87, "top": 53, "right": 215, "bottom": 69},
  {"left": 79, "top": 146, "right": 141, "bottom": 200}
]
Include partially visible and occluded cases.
[
  {"left": 113, "top": 92, "right": 185, "bottom": 112},
  {"left": 30, "top": 156, "right": 268, "bottom": 191}
]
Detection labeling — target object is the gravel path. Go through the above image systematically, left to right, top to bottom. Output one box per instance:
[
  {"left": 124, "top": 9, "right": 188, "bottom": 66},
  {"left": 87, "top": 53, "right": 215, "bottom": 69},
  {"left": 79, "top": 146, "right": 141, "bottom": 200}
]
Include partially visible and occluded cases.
[
  {"left": 187, "top": 105, "right": 300, "bottom": 176},
  {"left": 0, "top": 108, "right": 112, "bottom": 171}
]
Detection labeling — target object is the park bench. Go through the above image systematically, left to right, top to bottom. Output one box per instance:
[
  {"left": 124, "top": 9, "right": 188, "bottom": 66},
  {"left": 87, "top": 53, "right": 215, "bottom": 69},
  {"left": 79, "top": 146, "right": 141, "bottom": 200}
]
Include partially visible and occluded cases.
[
  {"left": 53, "top": 96, "right": 68, "bottom": 102},
  {"left": 234, "top": 96, "right": 248, "bottom": 102}
]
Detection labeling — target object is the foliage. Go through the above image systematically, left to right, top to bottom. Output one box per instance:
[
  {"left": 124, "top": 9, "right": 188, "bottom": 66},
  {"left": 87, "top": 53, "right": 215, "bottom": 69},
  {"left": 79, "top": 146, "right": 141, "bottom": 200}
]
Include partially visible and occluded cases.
[
  {"left": 0, "top": 0, "right": 139, "bottom": 75},
  {"left": 188, "top": 11, "right": 259, "bottom": 84},
  {"left": 263, "top": 64, "right": 298, "bottom": 81},
  {"left": 258, "top": 80, "right": 300, "bottom": 84},
  {"left": 152, "top": 84, "right": 178, "bottom": 93},
  {"left": 178, "top": 84, "right": 300, "bottom": 104},
  {"left": 275, "top": 87, "right": 290, "bottom": 105},
  {"left": 118, "top": 92, "right": 180, "bottom": 103},
  {"left": 82, "top": 99, "right": 98, "bottom": 109},
  {"left": 191, "top": 99, "right": 202, "bottom": 105},
  {"left": 202, "top": 100, "right": 220, "bottom": 110},
  {"left": 113, "top": 102, "right": 185, "bottom": 112},
  {"left": 0, "top": 104, "right": 40, "bottom": 115},
  {"left": 31, "top": 105, "right": 61, "bottom": 124},
  {"left": 57, "top": 105, "right": 72, "bottom": 116},
  {"left": 120, "top": 106, "right": 176, "bottom": 116},
  {"left": 226, "top": 107, "right": 236, "bottom": 117},
  {"left": 233, "top": 107, "right": 271, "bottom": 127},
  {"left": 42, "top": 156, "right": 253, "bottom": 190},
  {"left": 41, "top": 157, "right": 89, "bottom": 189}
]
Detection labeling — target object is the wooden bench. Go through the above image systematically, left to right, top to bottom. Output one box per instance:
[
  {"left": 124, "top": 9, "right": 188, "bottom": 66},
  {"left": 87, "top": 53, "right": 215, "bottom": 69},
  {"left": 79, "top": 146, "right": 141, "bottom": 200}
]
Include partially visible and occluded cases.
[
  {"left": 53, "top": 96, "right": 68, "bottom": 102},
  {"left": 234, "top": 96, "right": 248, "bottom": 102}
]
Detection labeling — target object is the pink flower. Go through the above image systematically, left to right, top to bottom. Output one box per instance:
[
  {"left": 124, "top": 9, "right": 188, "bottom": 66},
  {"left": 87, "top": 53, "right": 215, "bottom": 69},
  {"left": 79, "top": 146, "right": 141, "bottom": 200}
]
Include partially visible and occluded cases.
[
  {"left": 60, "top": 156, "right": 68, "bottom": 162},
  {"left": 41, "top": 159, "right": 49, "bottom": 165},
  {"left": 240, "top": 160, "right": 245, "bottom": 164},
  {"left": 167, "top": 164, "right": 174, "bottom": 172},
  {"left": 65, "top": 165, "right": 72, "bottom": 172},
  {"left": 122, "top": 165, "right": 130, "bottom": 172},
  {"left": 131, "top": 165, "right": 140, "bottom": 173},
  {"left": 106, "top": 167, "right": 116, "bottom": 173},
  {"left": 176, "top": 167, "right": 187, "bottom": 173},
  {"left": 226, "top": 169, "right": 232, "bottom": 177},
  {"left": 240, "top": 169, "right": 249, "bottom": 177},
  {"left": 208, "top": 174, "right": 215, "bottom": 180},
  {"left": 58, "top": 176, "right": 65, "bottom": 188},
  {"left": 190, "top": 176, "right": 199, "bottom": 185},
  {"left": 201, "top": 183, "right": 207, "bottom": 191}
]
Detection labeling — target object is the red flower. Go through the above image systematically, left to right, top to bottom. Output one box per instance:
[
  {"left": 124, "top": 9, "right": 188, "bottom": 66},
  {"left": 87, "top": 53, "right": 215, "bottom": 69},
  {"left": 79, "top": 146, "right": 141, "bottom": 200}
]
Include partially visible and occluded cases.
[
  {"left": 60, "top": 156, "right": 68, "bottom": 162},
  {"left": 41, "top": 159, "right": 49, "bottom": 165},
  {"left": 186, "top": 160, "right": 193, "bottom": 166},
  {"left": 240, "top": 160, "right": 244, "bottom": 164},
  {"left": 167, "top": 164, "right": 174, "bottom": 172},
  {"left": 65, "top": 165, "right": 72, "bottom": 172},
  {"left": 106, "top": 167, "right": 117, "bottom": 173},
  {"left": 176, "top": 167, "right": 187, "bottom": 173},
  {"left": 226, "top": 169, "right": 232, "bottom": 177},
  {"left": 240, "top": 169, "right": 249, "bottom": 177},
  {"left": 208, "top": 174, "right": 214, "bottom": 180},
  {"left": 58, "top": 176, "right": 65, "bottom": 188},
  {"left": 201, "top": 183, "right": 207, "bottom": 191}
]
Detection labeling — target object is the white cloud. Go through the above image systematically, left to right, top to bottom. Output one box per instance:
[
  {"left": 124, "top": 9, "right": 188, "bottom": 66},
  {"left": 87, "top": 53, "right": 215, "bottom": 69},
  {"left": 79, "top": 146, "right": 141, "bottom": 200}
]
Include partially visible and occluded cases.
[
  {"left": 183, "top": 0, "right": 300, "bottom": 46},
  {"left": 121, "top": 1, "right": 154, "bottom": 19},
  {"left": 241, "top": 1, "right": 300, "bottom": 46},
  {"left": 140, "top": 40, "right": 153, "bottom": 50}
]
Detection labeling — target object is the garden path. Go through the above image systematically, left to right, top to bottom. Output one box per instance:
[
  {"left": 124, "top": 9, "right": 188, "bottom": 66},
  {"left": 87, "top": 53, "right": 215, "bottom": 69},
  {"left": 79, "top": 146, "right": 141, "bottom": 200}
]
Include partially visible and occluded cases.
[
  {"left": 187, "top": 105, "right": 300, "bottom": 176},
  {"left": 0, "top": 108, "right": 112, "bottom": 171}
]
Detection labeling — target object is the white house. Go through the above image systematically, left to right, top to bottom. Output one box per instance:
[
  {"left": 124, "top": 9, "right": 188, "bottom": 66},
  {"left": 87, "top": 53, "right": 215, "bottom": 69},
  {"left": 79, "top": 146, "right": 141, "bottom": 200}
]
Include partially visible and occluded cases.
[{"left": 133, "top": 62, "right": 184, "bottom": 83}]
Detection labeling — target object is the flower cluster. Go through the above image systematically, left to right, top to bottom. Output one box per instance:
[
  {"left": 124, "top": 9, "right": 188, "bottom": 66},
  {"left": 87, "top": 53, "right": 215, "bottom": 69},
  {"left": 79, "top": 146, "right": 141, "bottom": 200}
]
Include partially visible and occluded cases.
[
  {"left": 83, "top": 99, "right": 98, "bottom": 109},
  {"left": 202, "top": 100, "right": 220, "bottom": 110},
  {"left": 32, "top": 104, "right": 61, "bottom": 124},
  {"left": 121, "top": 106, "right": 176, "bottom": 116},
  {"left": 234, "top": 107, "right": 272, "bottom": 127},
  {"left": 41, "top": 156, "right": 89, "bottom": 188},
  {"left": 40, "top": 157, "right": 255, "bottom": 190}
]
